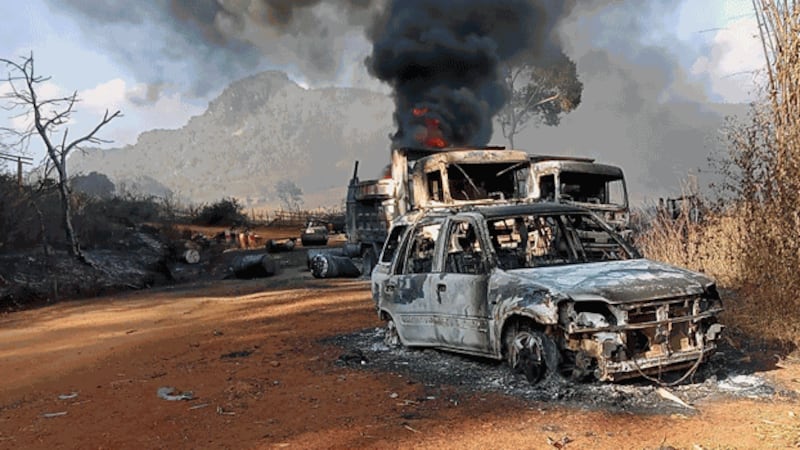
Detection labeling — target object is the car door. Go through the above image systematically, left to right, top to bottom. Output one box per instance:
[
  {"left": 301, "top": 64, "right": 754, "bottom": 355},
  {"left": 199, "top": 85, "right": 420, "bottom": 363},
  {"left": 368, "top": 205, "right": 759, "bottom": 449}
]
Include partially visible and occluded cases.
[
  {"left": 430, "top": 217, "right": 492, "bottom": 355},
  {"left": 380, "top": 220, "right": 443, "bottom": 347}
]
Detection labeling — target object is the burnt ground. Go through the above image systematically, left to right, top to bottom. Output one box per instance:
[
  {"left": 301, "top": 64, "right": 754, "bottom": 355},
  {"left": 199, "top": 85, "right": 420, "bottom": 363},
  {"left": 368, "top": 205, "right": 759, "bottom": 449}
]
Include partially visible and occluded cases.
[
  {"left": 0, "top": 224, "right": 316, "bottom": 311},
  {"left": 2, "top": 231, "right": 800, "bottom": 448},
  {"left": 329, "top": 327, "right": 789, "bottom": 416}
]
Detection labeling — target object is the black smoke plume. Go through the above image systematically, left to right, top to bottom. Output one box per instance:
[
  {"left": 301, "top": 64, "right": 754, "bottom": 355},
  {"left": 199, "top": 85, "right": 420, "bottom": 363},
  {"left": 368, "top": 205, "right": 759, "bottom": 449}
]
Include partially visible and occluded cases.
[
  {"left": 46, "top": 0, "right": 383, "bottom": 97},
  {"left": 366, "top": 0, "right": 570, "bottom": 148}
]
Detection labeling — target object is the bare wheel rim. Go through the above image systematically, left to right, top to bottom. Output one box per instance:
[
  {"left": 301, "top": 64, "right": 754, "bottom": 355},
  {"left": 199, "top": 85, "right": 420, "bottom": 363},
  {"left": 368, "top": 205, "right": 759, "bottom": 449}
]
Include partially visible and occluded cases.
[
  {"left": 384, "top": 319, "right": 400, "bottom": 346},
  {"left": 508, "top": 330, "right": 548, "bottom": 384},
  {"left": 509, "top": 331, "right": 543, "bottom": 368}
]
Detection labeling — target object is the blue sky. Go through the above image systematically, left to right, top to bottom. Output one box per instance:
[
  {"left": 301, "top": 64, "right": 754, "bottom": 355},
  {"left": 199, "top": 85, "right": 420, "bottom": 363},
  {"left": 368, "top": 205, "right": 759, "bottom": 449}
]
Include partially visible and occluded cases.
[{"left": 0, "top": 0, "right": 762, "bottom": 167}]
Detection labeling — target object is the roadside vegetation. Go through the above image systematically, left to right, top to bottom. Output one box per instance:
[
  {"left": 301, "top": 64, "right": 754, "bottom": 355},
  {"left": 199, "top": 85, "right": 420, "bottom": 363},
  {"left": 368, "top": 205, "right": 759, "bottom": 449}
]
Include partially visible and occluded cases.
[{"left": 637, "top": 1, "right": 800, "bottom": 347}]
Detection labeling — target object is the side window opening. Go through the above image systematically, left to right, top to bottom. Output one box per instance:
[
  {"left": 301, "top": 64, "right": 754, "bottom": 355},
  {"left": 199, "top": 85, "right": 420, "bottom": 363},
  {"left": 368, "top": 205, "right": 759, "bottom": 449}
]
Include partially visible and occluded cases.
[
  {"left": 426, "top": 171, "right": 443, "bottom": 202},
  {"left": 539, "top": 175, "right": 555, "bottom": 201},
  {"left": 444, "top": 220, "right": 485, "bottom": 275},
  {"left": 402, "top": 222, "right": 442, "bottom": 274},
  {"left": 381, "top": 225, "right": 407, "bottom": 264}
]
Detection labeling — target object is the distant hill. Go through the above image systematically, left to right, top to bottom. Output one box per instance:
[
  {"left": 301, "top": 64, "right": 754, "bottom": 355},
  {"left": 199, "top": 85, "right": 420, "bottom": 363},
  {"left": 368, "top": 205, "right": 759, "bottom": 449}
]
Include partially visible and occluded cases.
[{"left": 70, "top": 71, "right": 395, "bottom": 208}]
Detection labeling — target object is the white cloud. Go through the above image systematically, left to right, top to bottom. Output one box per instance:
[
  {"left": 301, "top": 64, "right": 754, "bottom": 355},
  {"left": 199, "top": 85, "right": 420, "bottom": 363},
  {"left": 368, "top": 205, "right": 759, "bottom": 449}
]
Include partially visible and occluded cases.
[
  {"left": 691, "top": 17, "right": 765, "bottom": 103},
  {"left": 2, "top": 76, "right": 205, "bottom": 164},
  {"left": 69, "top": 78, "right": 204, "bottom": 146},
  {"left": 80, "top": 78, "right": 127, "bottom": 112},
  {"left": 106, "top": 87, "right": 205, "bottom": 146}
]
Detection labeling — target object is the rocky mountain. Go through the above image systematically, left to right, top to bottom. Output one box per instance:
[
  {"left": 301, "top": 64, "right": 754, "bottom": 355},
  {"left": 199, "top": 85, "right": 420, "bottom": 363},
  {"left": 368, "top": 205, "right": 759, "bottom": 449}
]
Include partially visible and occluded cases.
[{"left": 70, "top": 71, "right": 395, "bottom": 208}]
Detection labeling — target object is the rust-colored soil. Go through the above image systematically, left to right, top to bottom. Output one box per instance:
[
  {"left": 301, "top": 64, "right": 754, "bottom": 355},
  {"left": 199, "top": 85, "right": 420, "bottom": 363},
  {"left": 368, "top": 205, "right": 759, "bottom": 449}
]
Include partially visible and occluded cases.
[{"left": 1, "top": 269, "right": 799, "bottom": 449}]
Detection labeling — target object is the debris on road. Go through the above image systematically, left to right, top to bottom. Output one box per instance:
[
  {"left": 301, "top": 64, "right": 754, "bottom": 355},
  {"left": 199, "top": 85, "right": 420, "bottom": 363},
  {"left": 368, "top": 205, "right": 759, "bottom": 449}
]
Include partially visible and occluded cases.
[
  {"left": 267, "top": 238, "right": 297, "bottom": 253},
  {"left": 306, "top": 248, "right": 345, "bottom": 270},
  {"left": 230, "top": 253, "right": 278, "bottom": 279},
  {"left": 310, "top": 253, "right": 361, "bottom": 279},
  {"left": 328, "top": 327, "right": 779, "bottom": 414},
  {"left": 338, "top": 348, "right": 367, "bottom": 365},
  {"left": 221, "top": 350, "right": 254, "bottom": 359},
  {"left": 157, "top": 386, "right": 194, "bottom": 401},
  {"left": 656, "top": 388, "right": 696, "bottom": 410},
  {"left": 58, "top": 392, "right": 79, "bottom": 400},
  {"left": 216, "top": 406, "right": 235, "bottom": 416},
  {"left": 41, "top": 411, "right": 68, "bottom": 418},
  {"left": 403, "top": 424, "right": 420, "bottom": 434},
  {"left": 546, "top": 435, "right": 573, "bottom": 448}
]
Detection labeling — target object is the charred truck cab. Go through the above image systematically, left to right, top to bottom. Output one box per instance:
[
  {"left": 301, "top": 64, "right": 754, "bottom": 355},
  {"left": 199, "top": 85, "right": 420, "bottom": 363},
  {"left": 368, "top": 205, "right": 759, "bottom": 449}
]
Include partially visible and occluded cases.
[
  {"left": 346, "top": 146, "right": 531, "bottom": 272},
  {"left": 529, "top": 156, "right": 630, "bottom": 234},
  {"left": 371, "top": 203, "right": 723, "bottom": 383}
]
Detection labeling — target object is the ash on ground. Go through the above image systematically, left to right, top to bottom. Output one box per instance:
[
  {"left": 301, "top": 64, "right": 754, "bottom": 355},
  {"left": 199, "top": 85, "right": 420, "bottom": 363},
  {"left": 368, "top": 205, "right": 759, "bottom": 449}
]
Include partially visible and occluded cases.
[{"left": 328, "top": 327, "right": 792, "bottom": 415}]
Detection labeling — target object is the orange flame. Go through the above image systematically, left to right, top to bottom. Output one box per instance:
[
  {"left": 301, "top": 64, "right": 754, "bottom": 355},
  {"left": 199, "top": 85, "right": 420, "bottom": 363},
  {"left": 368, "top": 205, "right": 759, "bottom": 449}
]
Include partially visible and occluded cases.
[
  {"left": 412, "top": 107, "right": 447, "bottom": 148},
  {"left": 412, "top": 107, "right": 429, "bottom": 117},
  {"left": 424, "top": 118, "right": 446, "bottom": 148}
]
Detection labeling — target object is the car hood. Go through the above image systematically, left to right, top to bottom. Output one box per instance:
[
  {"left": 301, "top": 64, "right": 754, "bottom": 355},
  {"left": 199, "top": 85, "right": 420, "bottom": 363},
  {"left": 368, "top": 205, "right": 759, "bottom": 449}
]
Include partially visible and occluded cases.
[{"left": 506, "top": 259, "right": 713, "bottom": 304}]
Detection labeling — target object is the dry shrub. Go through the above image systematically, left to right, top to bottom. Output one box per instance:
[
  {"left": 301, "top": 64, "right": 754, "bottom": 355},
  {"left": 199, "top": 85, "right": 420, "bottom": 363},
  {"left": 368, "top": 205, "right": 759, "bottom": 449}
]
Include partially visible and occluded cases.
[
  {"left": 639, "top": 1, "right": 800, "bottom": 346},
  {"left": 0, "top": 174, "right": 40, "bottom": 250},
  {"left": 0, "top": 176, "right": 64, "bottom": 251},
  {"left": 72, "top": 193, "right": 168, "bottom": 249},
  {"left": 192, "top": 198, "right": 248, "bottom": 227},
  {"left": 635, "top": 202, "right": 746, "bottom": 289}
]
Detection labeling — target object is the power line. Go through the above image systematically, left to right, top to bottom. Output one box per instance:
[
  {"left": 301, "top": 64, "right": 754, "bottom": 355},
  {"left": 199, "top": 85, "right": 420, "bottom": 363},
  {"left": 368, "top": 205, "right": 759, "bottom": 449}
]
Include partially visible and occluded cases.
[{"left": 0, "top": 152, "right": 33, "bottom": 187}]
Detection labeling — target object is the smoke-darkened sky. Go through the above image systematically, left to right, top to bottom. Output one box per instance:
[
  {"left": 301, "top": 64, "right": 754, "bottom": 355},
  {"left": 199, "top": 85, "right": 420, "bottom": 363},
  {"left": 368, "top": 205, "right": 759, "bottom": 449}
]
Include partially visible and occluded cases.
[{"left": 0, "top": 0, "right": 762, "bottom": 201}]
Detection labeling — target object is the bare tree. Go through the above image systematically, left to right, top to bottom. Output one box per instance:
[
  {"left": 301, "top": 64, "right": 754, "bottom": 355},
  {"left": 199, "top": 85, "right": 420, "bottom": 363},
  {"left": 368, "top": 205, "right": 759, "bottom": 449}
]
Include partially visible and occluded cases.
[
  {"left": 498, "top": 52, "right": 583, "bottom": 149},
  {"left": 0, "top": 53, "right": 121, "bottom": 262},
  {"left": 275, "top": 179, "right": 304, "bottom": 211}
]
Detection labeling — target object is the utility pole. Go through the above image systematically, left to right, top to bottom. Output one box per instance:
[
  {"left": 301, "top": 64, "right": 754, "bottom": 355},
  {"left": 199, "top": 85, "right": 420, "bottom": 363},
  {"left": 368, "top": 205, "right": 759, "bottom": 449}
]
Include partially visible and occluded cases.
[{"left": 0, "top": 152, "right": 33, "bottom": 187}]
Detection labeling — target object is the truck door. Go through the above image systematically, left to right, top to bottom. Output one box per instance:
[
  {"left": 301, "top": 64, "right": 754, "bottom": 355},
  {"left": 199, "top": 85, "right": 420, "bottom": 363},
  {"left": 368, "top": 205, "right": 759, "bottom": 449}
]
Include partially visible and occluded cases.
[
  {"left": 431, "top": 217, "right": 492, "bottom": 354},
  {"left": 381, "top": 221, "right": 443, "bottom": 347}
]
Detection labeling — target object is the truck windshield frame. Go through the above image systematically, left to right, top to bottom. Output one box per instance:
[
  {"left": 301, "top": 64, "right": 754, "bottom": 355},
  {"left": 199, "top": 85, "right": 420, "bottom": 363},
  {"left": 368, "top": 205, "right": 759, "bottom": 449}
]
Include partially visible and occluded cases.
[
  {"left": 447, "top": 162, "right": 525, "bottom": 201},
  {"left": 558, "top": 172, "right": 627, "bottom": 208}
]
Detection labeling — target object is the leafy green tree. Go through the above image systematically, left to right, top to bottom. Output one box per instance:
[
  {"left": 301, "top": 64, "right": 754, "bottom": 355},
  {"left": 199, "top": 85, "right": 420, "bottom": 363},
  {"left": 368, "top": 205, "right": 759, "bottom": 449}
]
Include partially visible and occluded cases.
[{"left": 498, "top": 52, "right": 583, "bottom": 149}]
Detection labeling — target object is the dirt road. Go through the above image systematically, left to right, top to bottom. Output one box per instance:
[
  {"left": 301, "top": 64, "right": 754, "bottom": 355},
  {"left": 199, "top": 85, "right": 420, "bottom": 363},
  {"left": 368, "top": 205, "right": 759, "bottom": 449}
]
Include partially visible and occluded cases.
[{"left": 1, "top": 257, "right": 799, "bottom": 449}]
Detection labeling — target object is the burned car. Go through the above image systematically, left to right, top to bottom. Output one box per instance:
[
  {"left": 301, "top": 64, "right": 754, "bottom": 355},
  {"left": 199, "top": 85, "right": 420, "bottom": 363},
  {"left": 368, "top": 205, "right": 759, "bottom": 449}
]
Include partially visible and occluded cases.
[{"left": 371, "top": 203, "right": 723, "bottom": 383}]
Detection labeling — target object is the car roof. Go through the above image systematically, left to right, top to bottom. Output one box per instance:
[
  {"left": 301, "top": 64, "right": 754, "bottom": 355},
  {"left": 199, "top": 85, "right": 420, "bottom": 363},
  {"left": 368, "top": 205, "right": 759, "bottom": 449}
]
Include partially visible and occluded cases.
[{"left": 474, "top": 202, "right": 589, "bottom": 218}]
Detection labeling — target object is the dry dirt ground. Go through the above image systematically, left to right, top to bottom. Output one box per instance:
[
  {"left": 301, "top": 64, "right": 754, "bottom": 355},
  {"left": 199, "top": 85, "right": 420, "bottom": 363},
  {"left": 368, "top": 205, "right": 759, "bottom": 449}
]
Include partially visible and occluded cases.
[{"left": 2, "top": 239, "right": 800, "bottom": 449}]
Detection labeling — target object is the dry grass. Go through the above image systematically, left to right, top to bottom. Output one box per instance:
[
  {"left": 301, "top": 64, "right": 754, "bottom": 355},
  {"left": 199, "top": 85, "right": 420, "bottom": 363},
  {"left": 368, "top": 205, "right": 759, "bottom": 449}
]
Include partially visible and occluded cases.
[
  {"left": 638, "top": 1, "right": 800, "bottom": 347},
  {"left": 636, "top": 203, "right": 800, "bottom": 347}
]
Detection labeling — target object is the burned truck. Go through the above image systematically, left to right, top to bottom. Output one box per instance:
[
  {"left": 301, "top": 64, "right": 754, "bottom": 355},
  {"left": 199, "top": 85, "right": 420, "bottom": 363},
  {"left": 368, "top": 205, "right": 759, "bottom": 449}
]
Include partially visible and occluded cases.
[
  {"left": 345, "top": 146, "right": 532, "bottom": 272},
  {"left": 345, "top": 148, "right": 632, "bottom": 274},
  {"left": 528, "top": 155, "right": 629, "bottom": 233},
  {"left": 371, "top": 202, "right": 723, "bottom": 383}
]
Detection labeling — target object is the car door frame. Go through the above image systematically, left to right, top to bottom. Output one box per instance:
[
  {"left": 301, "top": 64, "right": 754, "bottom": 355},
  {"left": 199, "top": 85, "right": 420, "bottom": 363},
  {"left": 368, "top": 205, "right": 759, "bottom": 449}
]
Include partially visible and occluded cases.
[
  {"left": 428, "top": 215, "right": 494, "bottom": 356},
  {"left": 379, "top": 218, "right": 444, "bottom": 347}
]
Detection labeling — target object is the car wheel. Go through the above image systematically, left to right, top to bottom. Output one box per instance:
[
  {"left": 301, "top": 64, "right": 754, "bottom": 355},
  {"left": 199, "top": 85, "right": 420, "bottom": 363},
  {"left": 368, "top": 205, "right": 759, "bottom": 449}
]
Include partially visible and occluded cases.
[
  {"left": 384, "top": 318, "right": 400, "bottom": 347},
  {"left": 505, "top": 324, "right": 559, "bottom": 384}
]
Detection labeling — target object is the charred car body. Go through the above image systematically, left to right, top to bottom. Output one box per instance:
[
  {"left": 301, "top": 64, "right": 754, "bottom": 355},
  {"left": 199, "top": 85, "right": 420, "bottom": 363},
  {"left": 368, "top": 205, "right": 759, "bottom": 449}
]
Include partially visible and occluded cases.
[{"left": 371, "top": 202, "right": 723, "bottom": 383}]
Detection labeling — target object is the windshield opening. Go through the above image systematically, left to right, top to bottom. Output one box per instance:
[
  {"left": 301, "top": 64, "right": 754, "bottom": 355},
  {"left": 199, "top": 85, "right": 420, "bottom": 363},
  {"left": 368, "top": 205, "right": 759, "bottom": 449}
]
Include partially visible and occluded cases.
[
  {"left": 447, "top": 163, "right": 526, "bottom": 201},
  {"left": 559, "top": 172, "right": 626, "bottom": 207},
  {"left": 487, "top": 213, "right": 633, "bottom": 269}
]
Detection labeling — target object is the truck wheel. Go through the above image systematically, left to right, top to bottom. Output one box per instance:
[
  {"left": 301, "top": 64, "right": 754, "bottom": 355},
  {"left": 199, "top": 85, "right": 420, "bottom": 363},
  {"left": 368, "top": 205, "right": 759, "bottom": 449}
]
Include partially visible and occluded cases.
[
  {"left": 361, "top": 247, "right": 376, "bottom": 276},
  {"left": 505, "top": 324, "right": 559, "bottom": 384}
]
